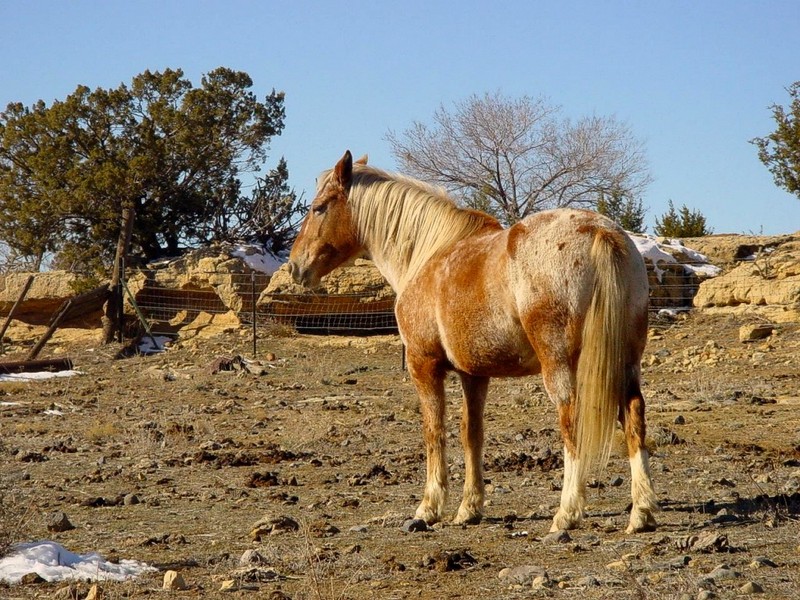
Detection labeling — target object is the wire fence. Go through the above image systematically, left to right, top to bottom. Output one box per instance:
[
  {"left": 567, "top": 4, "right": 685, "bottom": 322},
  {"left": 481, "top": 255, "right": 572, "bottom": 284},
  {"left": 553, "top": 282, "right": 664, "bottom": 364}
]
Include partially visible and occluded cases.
[
  {"left": 2, "top": 259, "right": 796, "bottom": 343},
  {"left": 128, "top": 261, "right": 722, "bottom": 338}
]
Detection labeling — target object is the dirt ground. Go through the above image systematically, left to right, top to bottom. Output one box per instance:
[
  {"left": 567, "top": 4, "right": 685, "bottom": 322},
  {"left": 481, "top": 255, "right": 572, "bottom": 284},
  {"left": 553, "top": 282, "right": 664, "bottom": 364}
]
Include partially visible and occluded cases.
[{"left": 1, "top": 311, "right": 799, "bottom": 599}]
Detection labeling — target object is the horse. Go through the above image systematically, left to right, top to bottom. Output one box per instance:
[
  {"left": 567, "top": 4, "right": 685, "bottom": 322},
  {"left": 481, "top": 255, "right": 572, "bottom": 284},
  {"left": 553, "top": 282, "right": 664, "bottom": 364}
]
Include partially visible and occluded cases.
[{"left": 288, "top": 150, "right": 658, "bottom": 534}]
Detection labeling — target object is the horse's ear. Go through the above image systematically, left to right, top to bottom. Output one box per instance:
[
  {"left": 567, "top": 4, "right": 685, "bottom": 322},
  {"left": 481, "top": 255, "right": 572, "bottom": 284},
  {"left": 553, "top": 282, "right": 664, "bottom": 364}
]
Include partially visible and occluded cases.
[
  {"left": 334, "top": 150, "right": 353, "bottom": 192},
  {"left": 354, "top": 154, "right": 368, "bottom": 166}
]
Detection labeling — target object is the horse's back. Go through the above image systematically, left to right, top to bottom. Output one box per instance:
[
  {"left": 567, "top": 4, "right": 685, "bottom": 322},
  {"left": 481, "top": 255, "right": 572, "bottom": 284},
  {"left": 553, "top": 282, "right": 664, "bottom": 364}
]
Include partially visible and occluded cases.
[{"left": 507, "top": 208, "right": 648, "bottom": 311}]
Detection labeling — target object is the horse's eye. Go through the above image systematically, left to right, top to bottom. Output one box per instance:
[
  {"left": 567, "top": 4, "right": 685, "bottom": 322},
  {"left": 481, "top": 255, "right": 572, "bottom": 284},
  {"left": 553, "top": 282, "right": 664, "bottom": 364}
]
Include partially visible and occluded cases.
[{"left": 312, "top": 204, "right": 327, "bottom": 215}]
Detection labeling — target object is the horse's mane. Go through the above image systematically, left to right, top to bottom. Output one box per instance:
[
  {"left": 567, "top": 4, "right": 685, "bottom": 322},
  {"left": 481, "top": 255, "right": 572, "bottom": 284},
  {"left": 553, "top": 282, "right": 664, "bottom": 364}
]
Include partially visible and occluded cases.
[{"left": 319, "top": 164, "right": 501, "bottom": 290}]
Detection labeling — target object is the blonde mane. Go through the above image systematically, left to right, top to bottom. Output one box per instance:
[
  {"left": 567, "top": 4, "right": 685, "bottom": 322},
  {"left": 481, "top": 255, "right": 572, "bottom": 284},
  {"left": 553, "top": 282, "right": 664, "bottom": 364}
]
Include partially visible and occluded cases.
[{"left": 319, "top": 164, "right": 500, "bottom": 291}]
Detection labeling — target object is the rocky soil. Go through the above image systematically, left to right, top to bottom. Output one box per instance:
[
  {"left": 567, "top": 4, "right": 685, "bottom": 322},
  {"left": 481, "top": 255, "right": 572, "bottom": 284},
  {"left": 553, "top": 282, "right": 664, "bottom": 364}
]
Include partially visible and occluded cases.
[{"left": 0, "top": 312, "right": 799, "bottom": 599}]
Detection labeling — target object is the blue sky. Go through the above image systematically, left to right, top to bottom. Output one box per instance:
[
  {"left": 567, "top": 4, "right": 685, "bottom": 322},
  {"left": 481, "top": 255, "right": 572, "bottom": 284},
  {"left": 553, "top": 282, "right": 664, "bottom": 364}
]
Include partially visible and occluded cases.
[{"left": 2, "top": 0, "right": 799, "bottom": 235}]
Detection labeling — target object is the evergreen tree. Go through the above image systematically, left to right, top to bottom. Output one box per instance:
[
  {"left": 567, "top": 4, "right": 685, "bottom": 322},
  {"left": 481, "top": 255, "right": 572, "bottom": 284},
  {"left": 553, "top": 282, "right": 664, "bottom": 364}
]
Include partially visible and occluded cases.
[
  {"left": 0, "top": 67, "right": 289, "bottom": 271},
  {"left": 751, "top": 81, "right": 800, "bottom": 199},
  {"left": 596, "top": 188, "right": 647, "bottom": 232},
  {"left": 654, "top": 200, "right": 712, "bottom": 237}
]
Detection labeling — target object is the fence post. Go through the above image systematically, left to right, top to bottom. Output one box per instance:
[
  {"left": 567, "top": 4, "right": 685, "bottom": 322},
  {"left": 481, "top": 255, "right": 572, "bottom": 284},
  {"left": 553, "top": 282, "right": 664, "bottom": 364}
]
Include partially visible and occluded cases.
[
  {"left": 117, "top": 257, "right": 125, "bottom": 343},
  {"left": 251, "top": 272, "right": 257, "bottom": 359}
]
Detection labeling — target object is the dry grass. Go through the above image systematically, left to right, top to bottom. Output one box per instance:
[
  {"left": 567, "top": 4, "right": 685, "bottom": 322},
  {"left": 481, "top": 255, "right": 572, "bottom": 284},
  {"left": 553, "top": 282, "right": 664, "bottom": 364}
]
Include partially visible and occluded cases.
[{"left": 0, "top": 489, "right": 32, "bottom": 560}]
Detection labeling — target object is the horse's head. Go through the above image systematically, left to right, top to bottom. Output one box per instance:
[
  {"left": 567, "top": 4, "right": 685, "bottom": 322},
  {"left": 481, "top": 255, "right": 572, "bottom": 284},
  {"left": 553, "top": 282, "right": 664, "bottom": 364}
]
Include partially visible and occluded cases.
[{"left": 288, "top": 150, "right": 364, "bottom": 288}]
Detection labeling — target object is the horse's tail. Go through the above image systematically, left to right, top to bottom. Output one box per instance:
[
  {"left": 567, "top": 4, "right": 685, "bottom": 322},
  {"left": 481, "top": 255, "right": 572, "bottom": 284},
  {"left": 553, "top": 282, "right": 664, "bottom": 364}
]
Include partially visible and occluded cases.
[{"left": 574, "top": 229, "right": 631, "bottom": 474}]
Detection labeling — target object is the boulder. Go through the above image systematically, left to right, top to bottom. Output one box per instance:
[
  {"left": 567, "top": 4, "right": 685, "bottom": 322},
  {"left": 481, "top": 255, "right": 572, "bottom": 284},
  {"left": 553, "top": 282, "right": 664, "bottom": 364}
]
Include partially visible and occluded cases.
[
  {"left": 629, "top": 235, "right": 720, "bottom": 309},
  {"left": 693, "top": 235, "right": 800, "bottom": 322},
  {"left": 127, "top": 244, "right": 280, "bottom": 324},
  {"left": 258, "top": 259, "right": 396, "bottom": 332},
  {"left": 0, "top": 271, "right": 89, "bottom": 326}
]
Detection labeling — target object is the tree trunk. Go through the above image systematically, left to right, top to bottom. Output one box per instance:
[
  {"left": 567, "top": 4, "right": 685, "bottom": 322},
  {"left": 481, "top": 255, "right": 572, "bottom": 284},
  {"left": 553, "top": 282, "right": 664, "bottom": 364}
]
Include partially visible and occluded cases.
[{"left": 102, "top": 204, "right": 136, "bottom": 344}]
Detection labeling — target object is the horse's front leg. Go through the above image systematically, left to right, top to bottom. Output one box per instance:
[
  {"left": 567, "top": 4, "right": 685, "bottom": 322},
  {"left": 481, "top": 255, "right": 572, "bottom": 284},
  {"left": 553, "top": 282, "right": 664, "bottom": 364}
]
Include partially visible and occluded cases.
[
  {"left": 408, "top": 357, "right": 448, "bottom": 525},
  {"left": 454, "top": 373, "right": 488, "bottom": 525}
]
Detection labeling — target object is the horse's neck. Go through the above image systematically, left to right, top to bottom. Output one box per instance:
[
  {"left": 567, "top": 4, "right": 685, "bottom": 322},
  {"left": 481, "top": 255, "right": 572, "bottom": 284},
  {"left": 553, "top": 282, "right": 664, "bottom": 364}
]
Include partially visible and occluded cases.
[
  {"left": 350, "top": 176, "right": 496, "bottom": 294},
  {"left": 363, "top": 246, "right": 411, "bottom": 294}
]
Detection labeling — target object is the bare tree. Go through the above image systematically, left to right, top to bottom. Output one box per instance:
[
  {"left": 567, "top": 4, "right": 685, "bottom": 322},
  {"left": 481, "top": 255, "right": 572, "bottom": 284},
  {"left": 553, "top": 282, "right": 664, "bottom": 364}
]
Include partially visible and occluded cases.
[{"left": 386, "top": 91, "right": 651, "bottom": 224}]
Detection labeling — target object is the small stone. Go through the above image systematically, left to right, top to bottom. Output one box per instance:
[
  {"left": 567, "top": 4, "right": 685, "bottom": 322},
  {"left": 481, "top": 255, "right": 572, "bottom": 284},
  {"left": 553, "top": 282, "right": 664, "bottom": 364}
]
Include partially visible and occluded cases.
[
  {"left": 739, "top": 324, "right": 774, "bottom": 342},
  {"left": 674, "top": 415, "right": 686, "bottom": 425},
  {"left": 609, "top": 475, "right": 624, "bottom": 486},
  {"left": 123, "top": 493, "right": 140, "bottom": 506},
  {"left": 46, "top": 511, "right": 75, "bottom": 532},
  {"left": 400, "top": 518, "right": 429, "bottom": 533},
  {"left": 349, "top": 525, "right": 368, "bottom": 533},
  {"left": 542, "top": 530, "right": 571, "bottom": 544},
  {"left": 239, "top": 549, "right": 268, "bottom": 566},
  {"left": 749, "top": 556, "right": 777, "bottom": 569},
  {"left": 606, "top": 559, "right": 629, "bottom": 571},
  {"left": 498, "top": 564, "right": 547, "bottom": 585},
  {"left": 708, "top": 564, "right": 739, "bottom": 581},
  {"left": 163, "top": 570, "right": 188, "bottom": 590},
  {"left": 20, "top": 572, "right": 46, "bottom": 584},
  {"left": 531, "top": 574, "right": 550, "bottom": 588},
  {"left": 576, "top": 575, "right": 600, "bottom": 587},
  {"left": 219, "top": 579, "right": 237, "bottom": 592},
  {"left": 739, "top": 581, "right": 764, "bottom": 594},
  {"left": 84, "top": 584, "right": 100, "bottom": 600},
  {"left": 696, "top": 591, "right": 715, "bottom": 600}
]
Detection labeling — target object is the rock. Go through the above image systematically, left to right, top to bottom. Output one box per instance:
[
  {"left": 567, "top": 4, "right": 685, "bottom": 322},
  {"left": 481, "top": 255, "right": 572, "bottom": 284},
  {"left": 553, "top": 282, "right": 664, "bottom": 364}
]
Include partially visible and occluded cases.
[
  {"left": 693, "top": 234, "right": 800, "bottom": 322},
  {"left": 258, "top": 259, "right": 395, "bottom": 331},
  {"left": 0, "top": 271, "right": 98, "bottom": 326},
  {"left": 739, "top": 324, "right": 775, "bottom": 342},
  {"left": 123, "top": 493, "right": 140, "bottom": 506},
  {"left": 46, "top": 511, "right": 75, "bottom": 532},
  {"left": 249, "top": 515, "right": 300, "bottom": 540},
  {"left": 400, "top": 518, "right": 429, "bottom": 533},
  {"left": 349, "top": 525, "right": 368, "bottom": 533},
  {"left": 542, "top": 530, "right": 571, "bottom": 544},
  {"left": 239, "top": 549, "right": 269, "bottom": 566},
  {"left": 749, "top": 556, "right": 777, "bottom": 569},
  {"left": 606, "top": 559, "right": 629, "bottom": 571},
  {"left": 498, "top": 564, "right": 547, "bottom": 585},
  {"left": 707, "top": 564, "right": 739, "bottom": 581},
  {"left": 161, "top": 571, "right": 188, "bottom": 590},
  {"left": 20, "top": 572, "right": 46, "bottom": 584},
  {"left": 575, "top": 575, "right": 600, "bottom": 587},
  {"left": 219, "top": 579, "right": 238, "bottom": 592},
  {"left": 739, "top": 581, "right": 765, "bottom": 594},
  {"left": 84, "top": 584, "right": 100, "bottom": 600},
  {"left": 696, "top": 590, "right": 715, "bottom": 600}
]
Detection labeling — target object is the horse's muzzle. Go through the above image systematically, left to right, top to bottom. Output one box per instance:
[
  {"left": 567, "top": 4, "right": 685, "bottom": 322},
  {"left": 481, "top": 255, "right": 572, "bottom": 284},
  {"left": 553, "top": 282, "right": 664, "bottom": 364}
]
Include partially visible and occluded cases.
[{"left": 287, "top": 260, "right": 316, "bottom": 288}]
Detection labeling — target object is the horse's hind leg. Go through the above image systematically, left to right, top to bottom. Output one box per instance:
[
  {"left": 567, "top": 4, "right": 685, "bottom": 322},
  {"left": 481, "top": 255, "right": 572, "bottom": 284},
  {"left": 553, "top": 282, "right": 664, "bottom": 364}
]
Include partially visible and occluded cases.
[
  {"left": 408, "top": 357, "right": 449, "bottom": 525},
  {"left": 543, "top": 365, "right": 586, "bottom": 532},
  {"left": 454, "top": 373, "right": 488, "bottom": 525},
  {"left": 623, "top": 376, "right": 658, "bottom": 533}
]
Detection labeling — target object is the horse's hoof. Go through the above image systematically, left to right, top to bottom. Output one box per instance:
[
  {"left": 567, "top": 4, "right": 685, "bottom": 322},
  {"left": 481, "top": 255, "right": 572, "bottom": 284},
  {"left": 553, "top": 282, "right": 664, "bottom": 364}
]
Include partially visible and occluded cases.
[
  {"left": 415, "top": 505, "right": 441, "bottom": 525},
  {"left": 453, "top": 508, "right": 483, "bottom": 526},
  {"left": 550, "top": 510, "right": 581, "bottom": 532},
  {"left": 626, "top": 511, "right": 657, "bottom": 534}
]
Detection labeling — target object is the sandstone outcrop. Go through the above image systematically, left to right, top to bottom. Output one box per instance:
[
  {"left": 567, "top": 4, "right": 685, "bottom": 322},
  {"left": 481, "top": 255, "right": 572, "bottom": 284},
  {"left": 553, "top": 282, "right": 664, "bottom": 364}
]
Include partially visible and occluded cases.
[{"left": 693, "top": 234, "right": 800, "bottom": 322}]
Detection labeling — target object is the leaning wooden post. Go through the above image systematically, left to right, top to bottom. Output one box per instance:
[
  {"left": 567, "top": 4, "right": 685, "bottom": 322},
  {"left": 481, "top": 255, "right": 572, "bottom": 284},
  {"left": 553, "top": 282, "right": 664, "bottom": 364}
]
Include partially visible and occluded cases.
[
  {"left": 0, "top": 274, "right": 35, "bottom": 353},
  {"left": 26, "top": 299, "right": 73, "bottom": 361}
]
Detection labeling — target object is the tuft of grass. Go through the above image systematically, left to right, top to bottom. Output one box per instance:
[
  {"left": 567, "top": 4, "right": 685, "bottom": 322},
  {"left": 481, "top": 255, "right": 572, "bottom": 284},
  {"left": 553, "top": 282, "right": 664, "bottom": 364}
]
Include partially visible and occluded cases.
[
  {"left": 86, "top": 420, "right": 120, "bottom": 442},
  {"left": 0, "top": 490, "right": 32, "bottom": 560}
]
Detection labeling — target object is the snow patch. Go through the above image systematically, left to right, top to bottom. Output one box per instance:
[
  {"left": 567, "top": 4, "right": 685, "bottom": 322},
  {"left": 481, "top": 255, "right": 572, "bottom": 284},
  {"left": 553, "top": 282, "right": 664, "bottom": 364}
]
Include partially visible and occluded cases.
[
  {"left": 629, "top": 234, "right": 721, "bottom": 282},
  {"left": 231, "top": 244, "right": 285, "bottom": 275},
  {"left": 0, "top": 370, "right": 81, "bottom": 383},
  {"left": 0, "top": 541, "right": 155, "bottom": 584}
]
